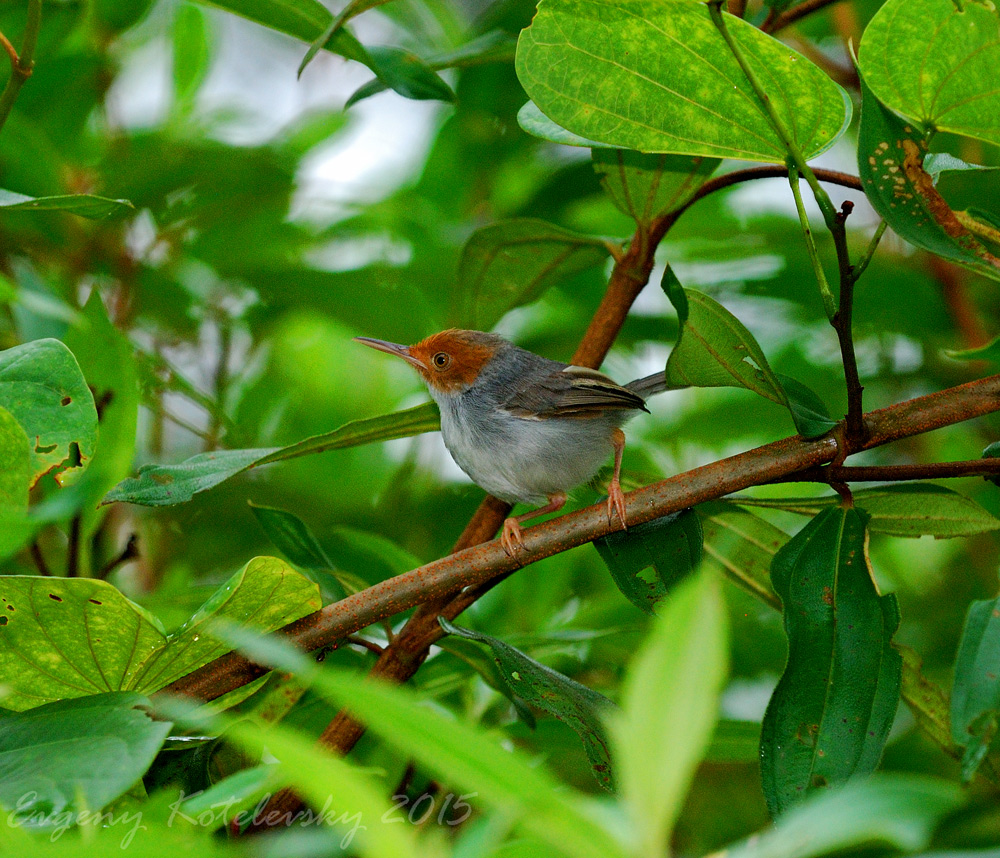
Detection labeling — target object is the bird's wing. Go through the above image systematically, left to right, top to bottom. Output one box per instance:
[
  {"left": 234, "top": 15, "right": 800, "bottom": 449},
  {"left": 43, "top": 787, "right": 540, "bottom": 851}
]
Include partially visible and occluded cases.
[{"left": 502, "top": 365, "right": 648, "bottom": 418}]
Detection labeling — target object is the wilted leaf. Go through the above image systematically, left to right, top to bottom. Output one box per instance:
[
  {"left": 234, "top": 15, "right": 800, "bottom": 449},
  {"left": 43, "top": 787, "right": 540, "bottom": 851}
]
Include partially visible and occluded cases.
[
  {"left": 516, "top": 0, "right": 850, "bottom": 162},
  {"left": 858, "top": 0, "right": 1000, "bottom": 147},
  {"left": 103, "top": 401, "right": 439, "bottom": 506},
  {"left": 760, "top": 507, "right": 901, "bottom": 816},
  {"left": 594, "top": 509, "right": 703, "bottom": 614},
  {"left": 0, "top": 557, "right": 320, "bottom": 710},
  {"left": 439, "top": 618, "right": 616, "bottom": 791},
  {"left": 0, "top": 692, "right": 172, "bottom": 821}
]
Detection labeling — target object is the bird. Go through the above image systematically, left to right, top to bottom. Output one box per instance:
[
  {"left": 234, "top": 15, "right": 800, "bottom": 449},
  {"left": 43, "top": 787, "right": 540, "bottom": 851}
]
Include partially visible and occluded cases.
[{"left": 355, "top": 329, "right": 667, "bottom": 556}]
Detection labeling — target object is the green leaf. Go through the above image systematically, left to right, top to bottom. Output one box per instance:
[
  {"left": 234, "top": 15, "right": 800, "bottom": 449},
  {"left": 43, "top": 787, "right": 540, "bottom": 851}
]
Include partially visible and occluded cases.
[
  {"left": 93, "top": 0, "right": 155, "bottom": 31},
  {"left": 198, "top": 0, "right": 371, "bottom": 65},
  {"left": 299, "top": 0, "right": 398, "bottom": 77},
  {"left": 515, "top": 0, "right": 850, "bottom": 163},
  {"left": 857, "top": 0, "right": 1000, "bottom": 148},
  {"left": 173, "top": 2, "right": 212, "bottom": 107},
  {"left": 347, "top": 47, "right": 455, "bottom": 107},
  {"left": 856, "top": 74, "right": 1000, "bottom": 282},
  {"left": 517, "top": 100, "right": 610, "bottom": 148},
  {"left": 591, "top": 150, "right": 720, "bottom": 225},
  {"left": 0, "top": 189, "right": 135, "bottom": 220},
  {"left": 454, "top": 218, "right": 612, "bottom": 330},
  {"left": 663, "top": 270, "right": 785, "bottom": 405},
  {"left": 946, "top": 332, "right": 1000, "bottom": 363},
  {"left": 0, "top": 338, "right": 99, "bottom": 486},
  {"left": 776, "top": 373, "right": 838, "bottom": 439},
  {"left": 103, "top": 401, "right": 440, "bottom": 506},
  {"left": 0, "top": 407, "right": 35, "bottom": 563},
  {"left": 736, "top": 484, "right": 1000, "bottom": 538},
  {"left": 698, "top": 500, "right": 784, "bottom": 605},
  {"left": 249, "top": 503, "right": 334, "bottom": 569},
  {"left": 760, "top": 507, "right": 902, "bottom": 816},
  {"left": 594, "top": 509, "right": 703, "bottom": 614},
  {"left": 0, "top": 557, "right": 320, "bottom": 710},
  {"left": 613, "top": 569, "right": 728, "bottom": 856},
  {"left": 951, "top": 594, "right": 1000, "bottom": 781},
  {"left": 439, "top": 618, "right": 616, "bottom": 791},
  {"left": 213, "top": 628, "right": 630, "bottom": 858},
  {"left": 898, "top": 643, "right": 957, "bottom": 760},
  {"left": 0, "top": 692, "right": 171, "bottom": 821},
  {"left": 705, "top": 719, "right": 761, "bottom": 763},
  {"left": 722, "top": 774, "right": 962, "bottom": 858}
]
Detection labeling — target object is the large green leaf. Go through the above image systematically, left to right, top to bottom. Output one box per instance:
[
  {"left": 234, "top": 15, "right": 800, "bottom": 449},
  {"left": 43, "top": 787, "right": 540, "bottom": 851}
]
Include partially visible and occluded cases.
[
  {"left": 515, "top": 0, "right": 850, "bottom": 162},
  {"left": 858, "top": 0, "right": 1000, "bottom": 147},
  {"left": 856, "top": 75, "right": 1000, "bottom": 282},
  {"left": 591, "top": 151, "right": 720, "bottom": 225},
  {"left": 0, "top": 189, "right": 135, "bottom": 220},
  {"left": 453, "top": 219, "right": 612, "bottom": 329},
  {"left": 0, "top": 338, "right": 99, "bottom": 486},
  {"left": 103, "top": 401, "right": 439, "bottom": 506},
  {"left": 0, "top": 407, "right": 35, "bottom": 562},
  {"left": 736, "top": 484, "right": 1000, "bottom": 538},
  {"left": 699, "top": 500, "right": 784, "bottom": 605},
  {"left": 760, "top": 507, "right": 902, "bottom": 816},
  {"left": 594, "top": 508, "right": 703, "bottom": 614},
  {"left": 0, "top": 557, "right": 320, "bottom": 710},
  {"left": 613, "top": 569, "right": 728, "bottom": 857},
  {"left": 951, "top": 594, "right": 1000, "bottom": 781},
  {"left": 439, "top": 618, "right": 616, "bottom": 791},
  {"left": 213, "top": 629, "right": 630, "bottom": 858},
  {"left": 0, "top": 692, "right": 171, "bottom": 821},
  {"left": 723, "top": 774, "right": 962, "bottom": 858}
]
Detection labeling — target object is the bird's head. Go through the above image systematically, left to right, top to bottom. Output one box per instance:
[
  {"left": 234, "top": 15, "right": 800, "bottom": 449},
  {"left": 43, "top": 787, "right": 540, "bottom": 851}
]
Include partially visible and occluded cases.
[{"left": 355, "top": 329, "right": 504, "bottom": 394}]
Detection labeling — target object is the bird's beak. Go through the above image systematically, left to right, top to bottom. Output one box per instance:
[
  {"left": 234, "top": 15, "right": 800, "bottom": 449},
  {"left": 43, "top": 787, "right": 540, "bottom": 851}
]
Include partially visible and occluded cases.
[{"left": 354, "top": 336, "right": 427, "bottom": 370}]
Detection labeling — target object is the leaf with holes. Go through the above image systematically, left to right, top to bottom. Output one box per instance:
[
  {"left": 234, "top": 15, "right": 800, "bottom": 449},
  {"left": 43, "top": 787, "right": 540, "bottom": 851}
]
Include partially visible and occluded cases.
[
  {"left": 516, "top": 0, "right": 850, "bottom": 162},
  {"left": 857, "top": 0, "right": 1000, "bottom": 148},
  {"left": 856, "top": 75, "right": 1000, "bottom": 282},
  {"left": 591, "top": 151, "right": 720, "bottom": 225},
  {"left": 454, "top": 219, "right": 612, "bottom": 329},
  {"left": 0, "top": 338, "right": 98, "bottom": 486},
  {"left": 103, "top": 401, "right": 439, "bottom": 506},
  {"left": 735, "top": 484, "right": 1000, "bottom": 538},
  {"left": 760, "top": 507, "right": 902, "bottom": 816},
  {"left": 594, "top": 509, "right": 703, "bottom": 614},
  {"left": 0, "top": 557, "right": 320, "bottom": 710},
  {"left": 951, "top": 594, "right": 1000, "bottom": 781},
  {"left": 439, "top": 618, "right": 616, "bottom": 791},
  {"left": 0, "top": 692, "right": 171, "bottom": 821}
]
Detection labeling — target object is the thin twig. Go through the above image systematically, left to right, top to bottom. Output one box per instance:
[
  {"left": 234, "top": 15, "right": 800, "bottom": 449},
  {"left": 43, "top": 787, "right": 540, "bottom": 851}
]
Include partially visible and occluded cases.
[
  {"left": 0, "top": 0, "right": 41, "bottom": 134},
  {"left": 764, "top": 0, "right": 846, "bottom": 33},
  {"left": 0, "top": 30, "right": 18, "bottom": 68},
  {"left": 778, "top": 459, "right": 1000, "bottom": 483},
  {"left": 66, "top": 515, "right": 81, "bottom": 578},
  {"left": 96, "top": 534, "right": 139, "bottom": 580},
  {"left": 29, "top": 541, "right": 51, "bottom": 577},
  {"left": 345, "top": 636, "right": 385, "bottom": 657}
]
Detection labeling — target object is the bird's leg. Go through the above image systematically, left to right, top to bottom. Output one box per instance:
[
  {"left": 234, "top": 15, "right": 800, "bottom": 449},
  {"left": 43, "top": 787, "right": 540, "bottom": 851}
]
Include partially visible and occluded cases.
[
  {"left": 607, "top": 427, "right": 628, "bottom": 531},
  {"left": 500, "top": 492, "right": 567, "bottom": 556}
]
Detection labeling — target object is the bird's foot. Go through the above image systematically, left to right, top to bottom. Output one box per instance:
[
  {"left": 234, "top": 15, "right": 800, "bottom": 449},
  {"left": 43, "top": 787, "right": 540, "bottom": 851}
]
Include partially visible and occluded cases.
[
  {"left": 607, "top": 478, "right": 628, "bottom": 531},
  {"left": 501, "top": 517, "right": 526, "bottom": 556}
]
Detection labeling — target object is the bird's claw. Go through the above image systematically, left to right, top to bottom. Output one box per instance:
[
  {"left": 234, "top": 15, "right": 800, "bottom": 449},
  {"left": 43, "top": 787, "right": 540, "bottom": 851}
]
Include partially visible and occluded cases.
[
  {"left": 607, "top": 478, "right": 628, "bottom": 532},
  {"left": 501, "top": 518, "right": 526, "bottom": 556}
]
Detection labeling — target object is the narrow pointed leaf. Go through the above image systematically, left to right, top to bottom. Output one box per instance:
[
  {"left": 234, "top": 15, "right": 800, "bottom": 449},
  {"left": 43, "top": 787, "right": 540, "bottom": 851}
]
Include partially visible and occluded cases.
[
  {"left": 299, "top": 0, "right": 397, "bottom": 77},
  {"left": 516, "top": 0, "right": 850, "bottom": 162},
  {"left": 858, "top": 0, "right": 1000, "bottom": 147},
  {"left": 0, "top": 189, "right": 135, "bottom": 220},
  {"left": 946, "top": 333, "right": 1000, "bottom": 364},
  {"left": 776, "top": 373, "right": 838, "bottom": 439},
  {"left": 103, "top": 401, "right": 439, "bottom": 506},
  {"left": 249, "top": 503, "right": 334, "bottom": 570},
  {"left": 760, "top": 507, "right": 902, "bottom": 816},
  {"left": 594, "top": 508, "right": 703, "bottom": 614},
  {"left": 0, "top": 557, "right": 319, "bottom": 710},
  {"left": 614, "top": 569, "right": 728, "bottom": 856},
  {"left": 951, "top": 594, "right": 1000, "bottom": 781},
  {"left": 439, "top": 618, "right": 616, "bottom": 791}
]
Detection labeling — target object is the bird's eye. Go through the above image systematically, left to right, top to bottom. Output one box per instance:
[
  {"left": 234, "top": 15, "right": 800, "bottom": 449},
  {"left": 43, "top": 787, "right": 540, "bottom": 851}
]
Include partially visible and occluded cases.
[{"left": 432, "top": 352, "right": 451, "bottom": 369}]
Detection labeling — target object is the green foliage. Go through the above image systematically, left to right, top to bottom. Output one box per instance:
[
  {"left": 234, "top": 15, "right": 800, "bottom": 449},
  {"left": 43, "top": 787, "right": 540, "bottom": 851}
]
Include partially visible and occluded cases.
[{"left": 951, "top": 592, "right": 1000, "bottom": 780}]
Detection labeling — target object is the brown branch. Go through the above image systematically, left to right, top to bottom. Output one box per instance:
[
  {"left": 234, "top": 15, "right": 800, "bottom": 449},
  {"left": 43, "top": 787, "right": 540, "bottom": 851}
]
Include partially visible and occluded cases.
[
  {"left": 763, "top": 0, "right": 846, "bottom": 34},
  {"left": 0, "top": 30, "right": 18, "bottom": 69},
  {"left": 160, "top": 372, "right": 1000, "bottom": 707},
  {"left": 779, "top": 459, "right": 1000, "bottom": 484},
  {"left": 96, "top": 534, "right": 139, "bottom": 580},
  {"left": 29, "top": 541, "right": 51, "bottom": 577}
]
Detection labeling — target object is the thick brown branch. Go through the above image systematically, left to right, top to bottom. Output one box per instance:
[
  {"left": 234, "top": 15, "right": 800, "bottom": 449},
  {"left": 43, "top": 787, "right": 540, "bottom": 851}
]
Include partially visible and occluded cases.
[{"left": 159, "top": 373, "right": 1000, "bottom": 705}]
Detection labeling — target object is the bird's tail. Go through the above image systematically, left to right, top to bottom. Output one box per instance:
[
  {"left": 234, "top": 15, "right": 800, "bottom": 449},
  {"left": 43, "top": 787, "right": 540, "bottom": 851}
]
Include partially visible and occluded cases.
[{"left": 625, "top": 370, "right": 684, "bottom": 400}]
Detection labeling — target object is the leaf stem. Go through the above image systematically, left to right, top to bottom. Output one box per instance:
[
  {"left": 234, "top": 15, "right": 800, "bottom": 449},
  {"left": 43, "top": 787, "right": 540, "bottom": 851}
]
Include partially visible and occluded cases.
[
  {"left": 0, "top": 0, "right": 41, "bottom": 135},
  {"left": 788, "top": 164, "right": 836, "bottom": 319},
  {"left": 851, "top": 220, "right": 887, "bottom": 284}
]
